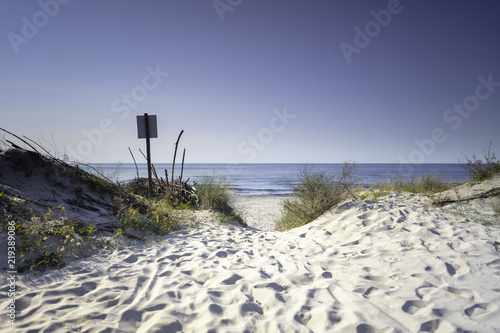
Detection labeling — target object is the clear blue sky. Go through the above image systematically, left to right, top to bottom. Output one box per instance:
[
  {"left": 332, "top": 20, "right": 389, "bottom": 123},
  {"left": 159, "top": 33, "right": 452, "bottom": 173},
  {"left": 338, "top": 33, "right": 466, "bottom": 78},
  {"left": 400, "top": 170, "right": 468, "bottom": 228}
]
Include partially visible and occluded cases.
[{"left": 1, "top": 0, "right": 499, "bottom": 164}]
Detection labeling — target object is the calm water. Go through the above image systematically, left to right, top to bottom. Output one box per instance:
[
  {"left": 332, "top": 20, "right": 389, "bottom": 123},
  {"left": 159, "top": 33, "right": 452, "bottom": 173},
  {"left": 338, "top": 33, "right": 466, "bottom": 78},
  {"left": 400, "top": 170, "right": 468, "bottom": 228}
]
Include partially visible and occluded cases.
[{"left": 84, "top": 163, "right": 469, "bottom": 197}]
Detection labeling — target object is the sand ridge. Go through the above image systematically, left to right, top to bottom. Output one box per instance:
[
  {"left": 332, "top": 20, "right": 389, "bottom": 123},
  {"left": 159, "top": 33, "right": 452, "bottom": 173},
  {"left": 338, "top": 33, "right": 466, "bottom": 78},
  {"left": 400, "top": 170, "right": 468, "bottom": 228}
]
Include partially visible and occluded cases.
[{"left": 3, "top": 193, "right": 500, "bottom": 332}]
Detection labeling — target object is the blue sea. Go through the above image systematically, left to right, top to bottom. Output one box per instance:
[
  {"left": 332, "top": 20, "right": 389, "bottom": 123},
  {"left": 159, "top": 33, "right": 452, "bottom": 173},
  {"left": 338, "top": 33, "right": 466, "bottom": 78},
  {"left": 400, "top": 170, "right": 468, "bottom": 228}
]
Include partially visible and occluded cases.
[{"left": 84, "top": 163, "right": 470, "bottom": 197}]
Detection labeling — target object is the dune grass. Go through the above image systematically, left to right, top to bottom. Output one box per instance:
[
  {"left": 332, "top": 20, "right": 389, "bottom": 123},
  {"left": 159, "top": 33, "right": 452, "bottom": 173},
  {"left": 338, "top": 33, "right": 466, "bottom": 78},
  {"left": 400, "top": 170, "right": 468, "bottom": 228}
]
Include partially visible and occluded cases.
[
  {"left": 462, "top": 143, "right": 500, "bottom": 181},
  {"left": 275, "top": 162, "right": 357, "bottom": 231},
  {"left": 372, "top": 173, "right": 452, "bottom": 194},
  {"left": 196, "top": 175, "right": 245, "bottom": 226},
  {"left": 197, "top": 175, "right": 232, "bottom": 211},
  {"left": 493, "top": 196, "right": 500, "bottom": 220}
]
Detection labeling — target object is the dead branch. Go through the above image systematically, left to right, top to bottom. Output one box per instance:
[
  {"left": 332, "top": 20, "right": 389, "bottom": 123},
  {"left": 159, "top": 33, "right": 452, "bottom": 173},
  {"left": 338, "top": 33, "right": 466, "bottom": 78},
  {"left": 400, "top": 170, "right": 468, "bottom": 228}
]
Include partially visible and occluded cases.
[
  {"left": 171, "top": 130, "right": 184, "bottom": 191},
  {"left": 128, "top": 147, "right": 140, "bottom": 179}
]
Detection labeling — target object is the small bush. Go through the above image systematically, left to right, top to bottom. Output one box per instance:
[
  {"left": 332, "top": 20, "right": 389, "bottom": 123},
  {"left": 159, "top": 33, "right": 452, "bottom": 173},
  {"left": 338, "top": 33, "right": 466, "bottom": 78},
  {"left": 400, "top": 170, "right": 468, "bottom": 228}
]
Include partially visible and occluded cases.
[
  {"left": 462, "top": 142, "right": 500, "bottom": 181},
  {"left": 275, "top": 162, "right": 357, "bottom": 231},
  {"left": 373, "top": 173, "right": 451, "bottom": 194},
  {"left": 196, "top": 175, "right": 245, "bottom": 226},
  {"left": 197, "top": 175, "right": 232, "bottom": 211},
  {"left": 358, "top": 190, "right": 389, "bottom": 201},
  {"left": 116, "top": 198, "right": 180, "bottom": 239},
  {"left": 2, "top": 206, "right": 98, "bottom": 273}
]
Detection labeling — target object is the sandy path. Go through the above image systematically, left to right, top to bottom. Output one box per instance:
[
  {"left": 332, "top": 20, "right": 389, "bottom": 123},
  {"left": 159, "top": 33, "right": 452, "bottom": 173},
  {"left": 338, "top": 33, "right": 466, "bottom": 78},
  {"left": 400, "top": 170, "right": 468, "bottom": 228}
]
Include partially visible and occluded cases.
[
  {"left": 3, "top": 193, "right": 500, "bottom": 332},
  {"left": 231, "top": 196, "right": 286, "bottom": 231}
]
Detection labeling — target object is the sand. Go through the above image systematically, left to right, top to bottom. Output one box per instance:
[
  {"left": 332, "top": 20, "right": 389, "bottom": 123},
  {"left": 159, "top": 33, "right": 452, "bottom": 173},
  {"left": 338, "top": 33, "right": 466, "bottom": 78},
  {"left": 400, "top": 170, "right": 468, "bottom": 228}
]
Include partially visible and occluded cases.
[
  {"left": 3, "top": 192, "right": 500, "bottom": 332},
  {"left": 231, "top": 196, "right": 286, "bottom": 231}
]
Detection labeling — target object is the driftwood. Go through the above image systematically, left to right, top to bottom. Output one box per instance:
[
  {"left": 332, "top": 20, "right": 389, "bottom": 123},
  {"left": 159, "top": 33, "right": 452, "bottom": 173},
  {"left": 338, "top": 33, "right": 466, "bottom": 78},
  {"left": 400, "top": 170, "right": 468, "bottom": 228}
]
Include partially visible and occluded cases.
[
  {"left": 124, "top": 130, "right": 196, "bottom": 204},
  {"left": 171, "top": 130, "right": 184, "bottom": 191},
  {"left": 126, "top": 144, "right": 197, "bottom": 204},
  {"left": 128, "top": 147, "right": 140, "bottom": 179},
  {"left": 180, "top": 148, "right": 186, "bottom": 183},
  {"left": 123, "top": 177, "right": 197, "bottom": 205},
  {"left": 169, "top": 178, "right": 198, "bottom": 205}
]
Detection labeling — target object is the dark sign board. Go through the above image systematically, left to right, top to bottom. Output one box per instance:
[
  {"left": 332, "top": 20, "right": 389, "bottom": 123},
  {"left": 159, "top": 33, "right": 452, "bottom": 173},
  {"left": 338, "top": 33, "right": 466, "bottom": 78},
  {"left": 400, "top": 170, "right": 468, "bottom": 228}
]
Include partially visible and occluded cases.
[{"left": 137, "top": 115, "right": 158, "bottom": 139}]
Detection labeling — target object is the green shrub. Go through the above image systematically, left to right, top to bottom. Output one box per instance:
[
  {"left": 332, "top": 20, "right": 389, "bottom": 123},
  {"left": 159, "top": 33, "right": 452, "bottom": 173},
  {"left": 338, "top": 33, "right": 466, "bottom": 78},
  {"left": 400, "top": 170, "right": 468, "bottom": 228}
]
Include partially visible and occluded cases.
[
  {"left": 462, "top": 143, "right": 500, "bottom": 181},
  {"left": 275, "top": 162, "right": 357, "bottom": 231},
  {"left": 373, "top": 173, "right": 451, "bottom": 194},
  {"left": 196, "top": 175, "right": 246, "bottom": 226},
  {"left": 197, "top": 175, "right": 232, "bottom": 211},
  {"left": 358, "top": 190, "right": 389, "bottom": 201},
  {"left": 116, "top": 198, "right": 181, "bottom": 239},
  {"left": 3, "top": 206, "right": 98, "bottom": 273}
]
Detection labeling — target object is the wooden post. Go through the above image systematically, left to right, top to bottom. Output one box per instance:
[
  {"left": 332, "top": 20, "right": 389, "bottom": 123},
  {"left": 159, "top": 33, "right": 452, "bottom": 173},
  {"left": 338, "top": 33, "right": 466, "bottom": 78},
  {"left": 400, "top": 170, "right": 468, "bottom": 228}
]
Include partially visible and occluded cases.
[{"left": 144, "top": 113, "right": 153, "bottom": 197}]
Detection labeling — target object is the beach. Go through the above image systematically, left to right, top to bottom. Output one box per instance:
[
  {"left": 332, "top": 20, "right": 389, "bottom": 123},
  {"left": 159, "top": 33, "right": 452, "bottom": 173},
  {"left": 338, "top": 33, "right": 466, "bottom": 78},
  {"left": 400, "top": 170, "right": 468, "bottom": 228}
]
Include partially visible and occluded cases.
[
  {"left": 4, "top": 192, "right": 500, "bottom": 332},
  {"left": 231, "top": 196, "right": 286, "bottom": 231}
]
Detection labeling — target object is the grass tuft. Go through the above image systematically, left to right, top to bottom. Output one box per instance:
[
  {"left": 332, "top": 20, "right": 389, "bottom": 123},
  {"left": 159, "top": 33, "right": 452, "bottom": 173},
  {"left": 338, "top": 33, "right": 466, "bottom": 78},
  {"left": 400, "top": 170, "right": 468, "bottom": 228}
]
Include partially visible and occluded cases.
[
  {"left": 461, "top": 142, "right": 500, "bottom": 182},
  {"left": 275, "top": 162, "right": 357, "bottom": 231},
  {"left": 372, "top": 173, "right": 451, "bottom": 194},
  {"left": 196, "top": 175, "right": 246, "bottom": 226},
  {"left": 197, "top": 175, "right": 232, "bottom": 211},
  {"left": 493, "top": 196, "right": 500, "bottom": 220},
  {"left": 116, "top": 202, "right": 178, "bottom": 239}
]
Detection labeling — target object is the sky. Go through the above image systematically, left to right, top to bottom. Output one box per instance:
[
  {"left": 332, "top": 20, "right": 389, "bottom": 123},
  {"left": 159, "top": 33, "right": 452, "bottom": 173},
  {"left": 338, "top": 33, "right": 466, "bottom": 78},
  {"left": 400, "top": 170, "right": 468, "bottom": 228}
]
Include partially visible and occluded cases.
[{"left": 1, "top": 0, "right": 500, "bottom": 164}]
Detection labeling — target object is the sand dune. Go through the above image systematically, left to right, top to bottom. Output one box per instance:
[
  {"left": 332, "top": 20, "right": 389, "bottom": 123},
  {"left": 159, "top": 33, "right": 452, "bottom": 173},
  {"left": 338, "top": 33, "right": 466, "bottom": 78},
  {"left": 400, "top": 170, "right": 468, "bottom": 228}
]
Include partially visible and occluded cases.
[{"left": 3, "top": 193, "right": 500, "bottom": 332}]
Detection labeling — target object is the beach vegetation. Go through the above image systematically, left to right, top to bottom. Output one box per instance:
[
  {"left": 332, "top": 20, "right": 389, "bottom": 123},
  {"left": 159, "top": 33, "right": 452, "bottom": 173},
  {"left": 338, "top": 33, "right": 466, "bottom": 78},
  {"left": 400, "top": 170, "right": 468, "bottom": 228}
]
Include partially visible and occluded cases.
[
  {"left": 462, "top": 142, "right": 500, "bottom": 181},
  {"left": 275, "top": 162, "right": 357, "bottom": 231},
  {"left": 74, "top": 165, "right": 121, "bottom": 195},
  {"left": 371, "top": 173, "right": 451, "bottom": 194},
  {"left": 196, "top": 175, "right": 246, "bottom": 226},
  {"left": 197, "top": 175, "right": 232, "bottom": 211},
  {"left": 358, "top": 190, "right": 389, "bottom": 201},
  {"left": 493, "top": 196, "right": 500, "bottom": 220},
  {"left": 116, "top": 199, "right": 181, "bottom": 239},
  {"left": 1, "top": 205, "right": 99, "bottom": 273}
]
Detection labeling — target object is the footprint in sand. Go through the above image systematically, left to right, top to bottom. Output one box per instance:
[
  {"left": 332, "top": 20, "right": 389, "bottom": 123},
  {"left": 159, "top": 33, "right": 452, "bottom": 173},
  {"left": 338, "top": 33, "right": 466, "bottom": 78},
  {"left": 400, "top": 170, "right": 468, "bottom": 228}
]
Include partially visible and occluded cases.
[
  {"left": 361, "top": 219, "right": 376, "bottom": 227},
  {"left": 215, "top": 250, "right": 228, "bottom": 258},
  {"left": 123, "top": 254, "right": 140, "bottom": 264},
  {"left": 486, "top": 258, "right": 500, "bottom": 270},
  {"left": 445, "top": 262, "right": 457, "bottom": 276},
  {"left": 222, "top": 274, "right": 243, "bottom": 285},
  {"left": 363, "top": 275, "right": 389, "bottom": 283},
  {"left": 353, "top": 286, "right": 378, "bottom": 297},
  {"left": 446, "top": 286, "right": 479, "bottom": 301},
  {"left": 401, "top": 300, "right": 431, "bottom": 315},
  {"left": 240, "top": 302, "right": 264, "bottom": 316},
  {"left": 464, "top": 302, "right": 498, "bottom": 318},
  {"left": 208, "top": 303, "right": 224, "bottom": 315},
  {"left": 293, "top": 305, "right": 311, "bottom": 326},
  {"left": 419, "top": 319, "right": 454, "bottom": 333}
]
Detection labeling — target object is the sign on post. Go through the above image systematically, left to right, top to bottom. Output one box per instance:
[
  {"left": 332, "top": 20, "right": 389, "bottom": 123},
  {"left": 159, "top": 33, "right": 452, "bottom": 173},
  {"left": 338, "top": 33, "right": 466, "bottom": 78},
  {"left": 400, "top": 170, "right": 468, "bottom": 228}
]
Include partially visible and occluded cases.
[
  {"left": 137, "top": 113, "right": 158, "bottom": 197},
  {"left": 137, "top": 115, "right": 158, "bottom": 138}
]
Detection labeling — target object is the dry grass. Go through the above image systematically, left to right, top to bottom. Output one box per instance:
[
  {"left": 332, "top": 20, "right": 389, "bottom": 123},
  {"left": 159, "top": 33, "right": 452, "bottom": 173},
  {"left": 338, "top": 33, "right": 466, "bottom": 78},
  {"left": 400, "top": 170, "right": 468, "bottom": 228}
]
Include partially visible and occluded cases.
[
  {"left": 462, "top": 142, "right": 500, "bottom": 181},
  {"left": 275, "top": 162, "right": 357, "bottom": 231},
  {"left": 372, "top": 173, "right": 452, "bottom": 194},
  {"left": 196, "top": 175, "right": 245, "bottom": 226}
]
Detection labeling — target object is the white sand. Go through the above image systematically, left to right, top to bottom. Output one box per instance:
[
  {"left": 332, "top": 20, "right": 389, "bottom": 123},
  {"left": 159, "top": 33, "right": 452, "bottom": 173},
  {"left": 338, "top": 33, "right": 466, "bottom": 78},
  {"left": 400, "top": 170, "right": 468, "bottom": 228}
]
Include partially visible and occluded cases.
[
  {"left": 3, "top": 193, "right": 500, "bottom": 332},
  {"left": 231, "top": 196, "right": 286, "bottom": 231}
]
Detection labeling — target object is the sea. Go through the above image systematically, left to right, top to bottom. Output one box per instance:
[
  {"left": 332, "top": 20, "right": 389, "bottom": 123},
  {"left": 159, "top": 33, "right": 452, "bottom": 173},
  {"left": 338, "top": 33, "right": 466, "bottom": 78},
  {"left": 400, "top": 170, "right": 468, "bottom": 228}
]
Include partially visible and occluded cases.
[{"left": 83, "top": 163, "right": 470, "bottom": 197}]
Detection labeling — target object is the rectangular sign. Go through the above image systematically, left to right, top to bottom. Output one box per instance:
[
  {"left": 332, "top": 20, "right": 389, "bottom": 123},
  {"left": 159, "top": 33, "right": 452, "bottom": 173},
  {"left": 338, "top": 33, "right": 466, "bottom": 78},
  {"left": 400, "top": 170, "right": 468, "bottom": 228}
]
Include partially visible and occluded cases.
[{"left": 137, "top": 114, "right": 158, "bottom": 139}]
